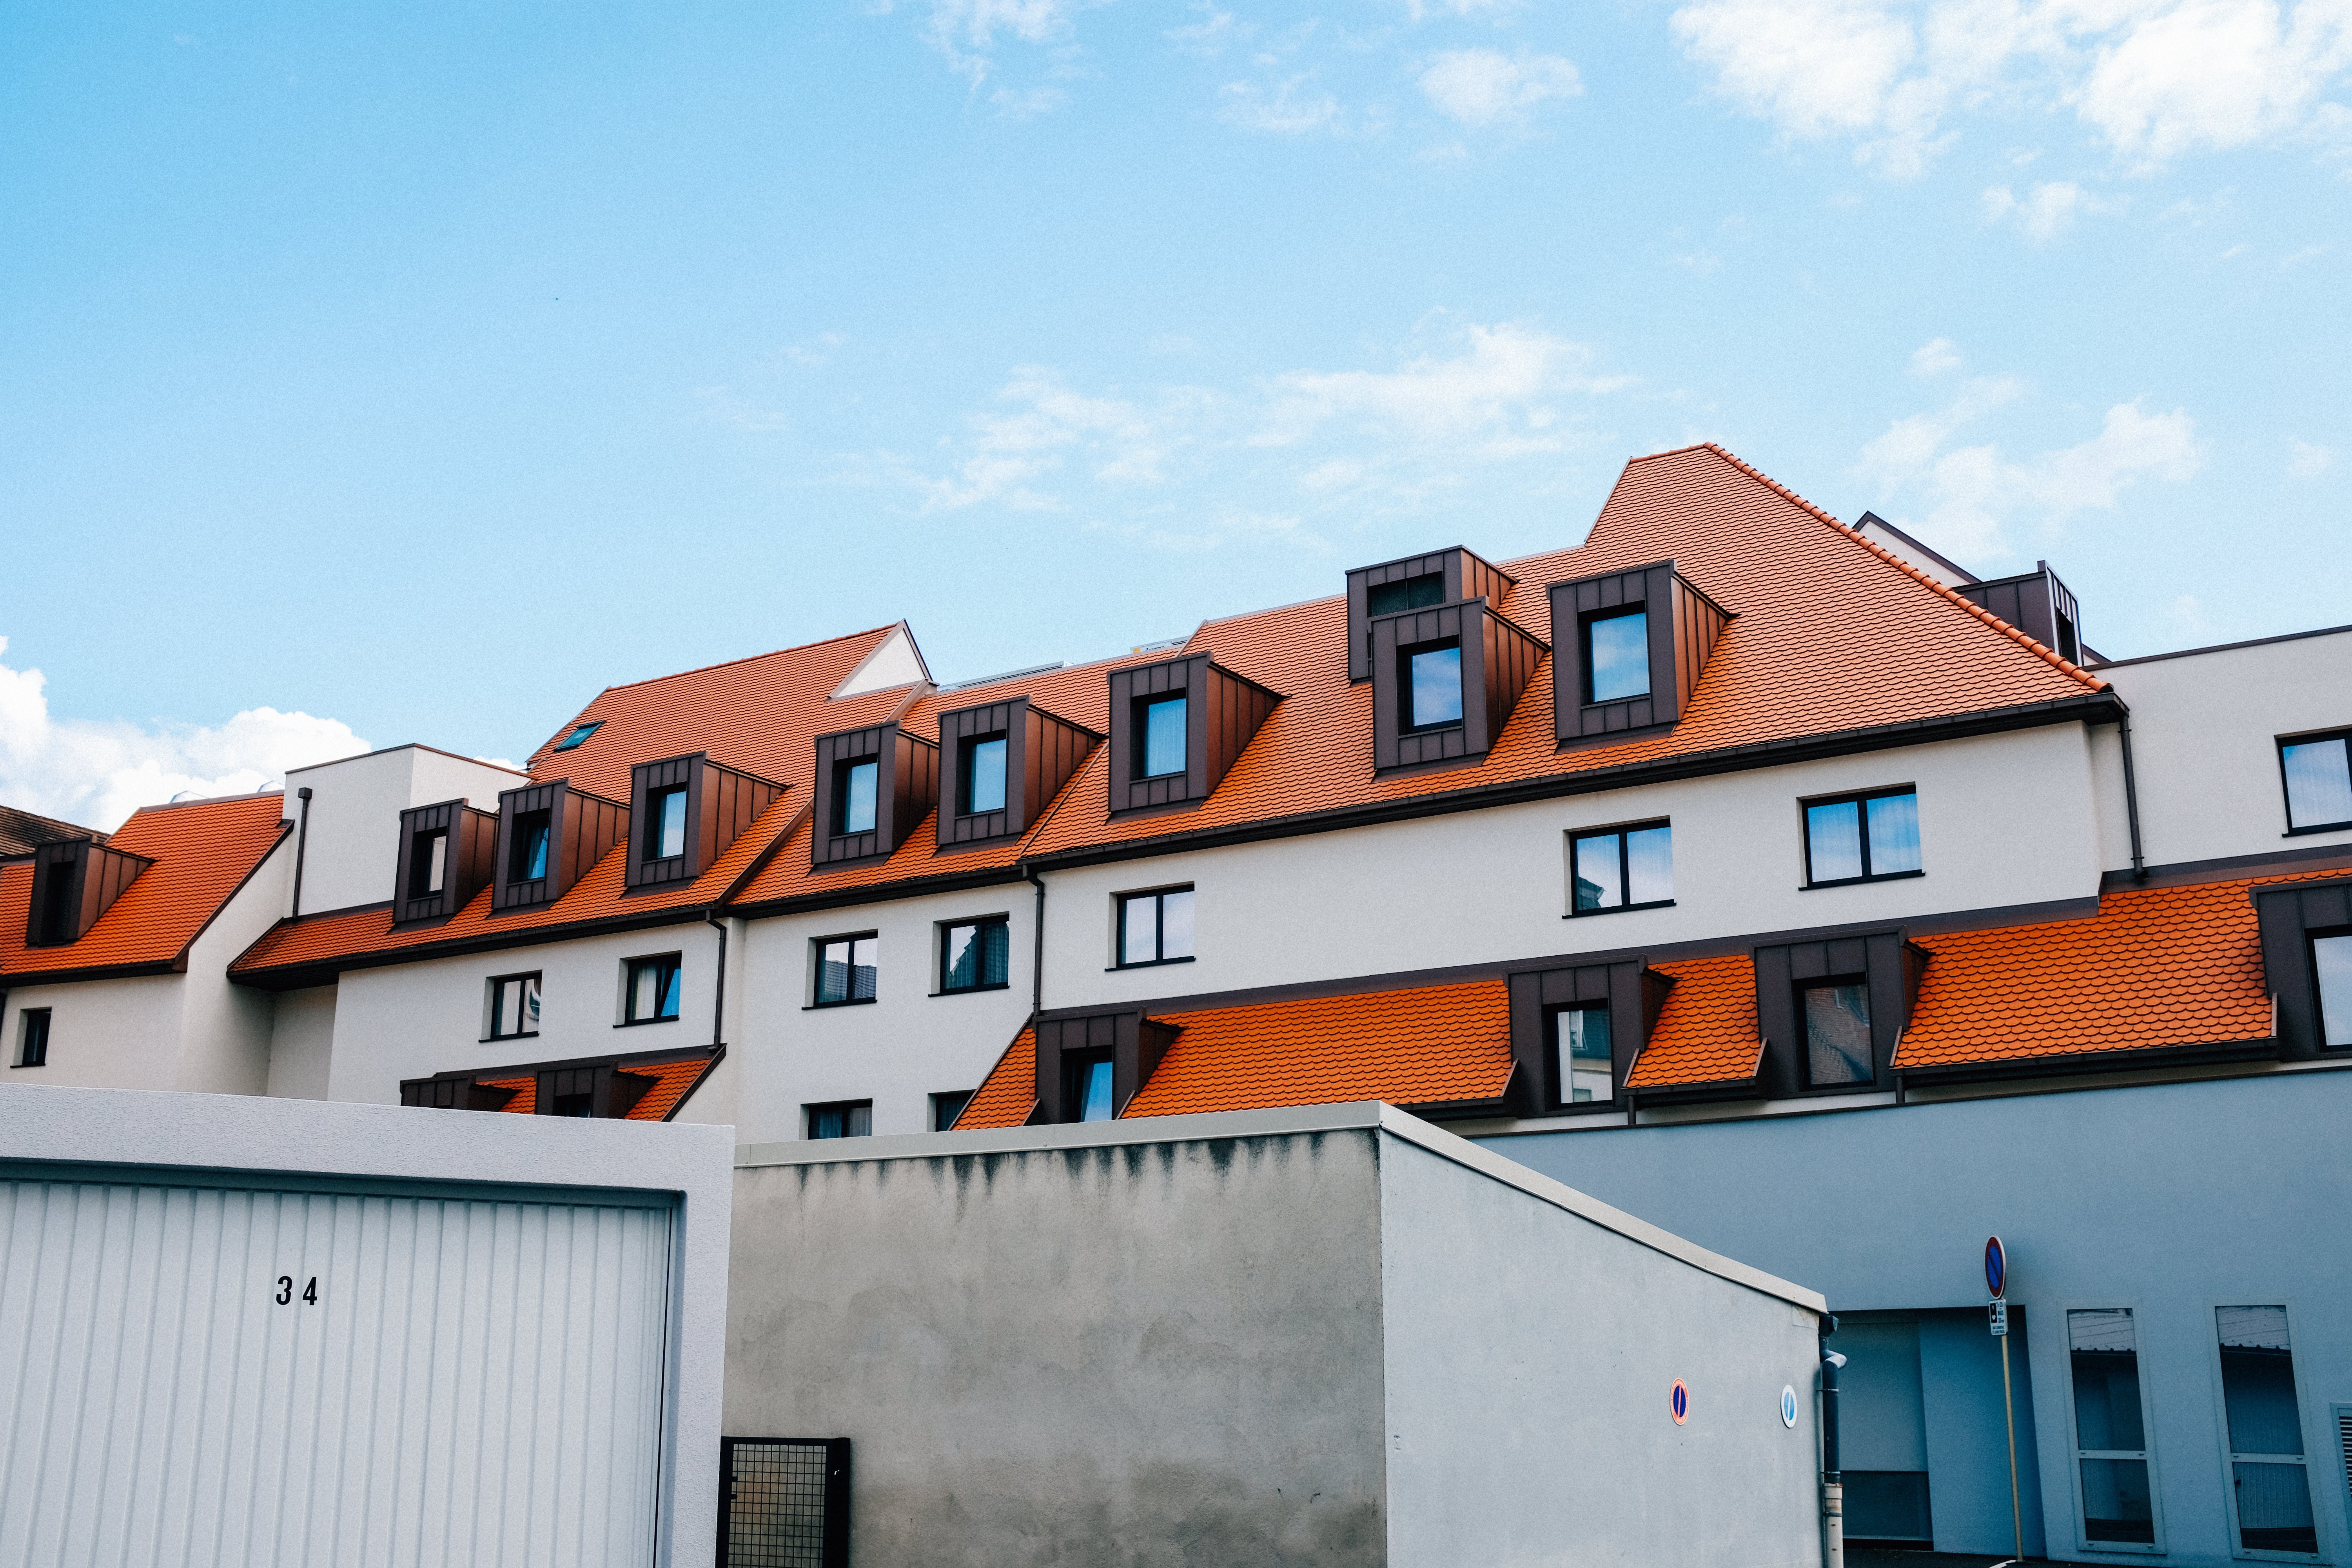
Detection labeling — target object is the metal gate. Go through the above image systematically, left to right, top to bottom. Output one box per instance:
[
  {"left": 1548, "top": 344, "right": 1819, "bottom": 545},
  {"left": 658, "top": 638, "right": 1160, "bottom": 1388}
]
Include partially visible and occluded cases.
[
  {"left": 0, "top": 1164, "right": 675, "bottom": 1568},
  {"left": 718, "top": 1437, "right": 850, "bottom": 1568}
]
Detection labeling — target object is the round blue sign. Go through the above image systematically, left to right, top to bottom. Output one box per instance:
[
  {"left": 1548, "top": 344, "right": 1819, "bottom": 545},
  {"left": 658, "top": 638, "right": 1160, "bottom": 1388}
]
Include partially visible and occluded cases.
[
  {"left": 1984, "top": 1234, "right": 2007, "bottom": 1299},
  {"left": 1670, "top": 1379, "right": 1689, "bottom": 1425},
  {"left": 1782, "top": 1386, "right": 1799, "bottom": 1428}
]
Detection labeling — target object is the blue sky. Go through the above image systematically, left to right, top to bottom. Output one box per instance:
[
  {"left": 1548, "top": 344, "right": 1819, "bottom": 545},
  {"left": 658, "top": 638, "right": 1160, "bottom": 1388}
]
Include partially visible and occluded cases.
[{"left": 3, "top": 0, "right": 2348, "bottom": 826}]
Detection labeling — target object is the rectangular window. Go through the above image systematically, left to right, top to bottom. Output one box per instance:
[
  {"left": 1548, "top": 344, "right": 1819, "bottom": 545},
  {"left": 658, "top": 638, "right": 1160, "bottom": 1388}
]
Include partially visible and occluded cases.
[
  {"left": 1365, "top": 573, "right": 1443, "bottom": 618},
  {"left": 1584, "top": 608, "right": 1651, "bottom": 703},
  {"left": 1400, "top": 641, "right": 1464, "bottom": 731},
  {"left": 1139, "top": 696, "right": 1187, "bottom": 779},
  {"left": 551, "top": 720, "right": 602, "bottom": 752},
  {"left": 2279, "top": 732, "right": 2352, "bottom": 833},
  {"left": 962, "top": 735, "right": 1008, "bottom": 815},
  {"left": 835, "top": 760, "right": 878, "bottom": 836},
  {"left": 648, "top": 785, "right": 688, "bottom": 860},
  {"left": 1804, "top": 788, "right": 1922, "bottom": 886},
  {"left": 510, "top": 810, "right": 552, "bottom": 883},
  {"left": 1570, "top": 822, "right": 1673, "bottom": 915},
  {"left": 408, "top": 829, "right": 448, "bottom": 897},
  {"left": 38, "top": 865, "right": 75, "bottom": 944},
  {"left": 1117, "top": 886, "right": 1195, "bottom": 967},
  {"left": 940, "top": 918, "right": 1010, "bottom": 993},
  {"left": 2317, "top": 933, "right": 2352, "bottom": 1048},
  {"left": 813, "top": 934, "right": 878, "bottom": 1005},
  {"left": 624, "top": 955, "right": 682, "bottom": 1024},
  {"left": 488, "top": 973, "right": 541, "bottom": 1040},
  {"left": 1801, "top": 980, "right": 1873, "bottom": 1087},
  {"left": 1554, "top": 1005, "right": 1613, "bottom": 1103},
  {"left": 15, "top": 1009, "right": 51, "bottom": 1069},
  {"left": 1067, "top": 1052, "right": 1115, "bottom": 1122},
  {"left": 930, "top": 1090, "right": 972, "bottom": 1132},
  {"left": 806, "top": 1100, "right": 872, "bottom": 1139},
  {"left": 2216, "top": 1305, "right": 2318, "bottom": 1556},
  {"left": 2069, "top": 1308, "right": 2158, "bottom": 1547}
]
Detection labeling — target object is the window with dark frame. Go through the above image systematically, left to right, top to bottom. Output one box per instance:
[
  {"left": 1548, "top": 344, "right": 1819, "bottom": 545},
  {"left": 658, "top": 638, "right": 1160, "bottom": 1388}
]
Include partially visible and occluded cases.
[
  {"left": 1364, "top": 573, "right": 1444, "bottom": 619},
  {"left": 1582, "top": 607, "right": 1651, "bottom": 703},
  {"left": 1399, "top": 638, "right": 1464, "bottom": 732},
  {"left": 1136, "top": 695, "right": 1187, "bottom": 779},
  {"left": 551, "top": 720, "right": 602, "bottom": 752},
  {"left": 2278, "top": 730, "right": 2352, "bottom": 834},
  {"left": 960, "top": 734, "right": 1009, "bottom": 815},
  {"left": 834, "top": 759, "right": 879, "bottom": 836},
  {"left": 646, "top": 784, "right": 688, "bottom": 861},
  {"left": 1803, "top": 788, "right": 1922, "bottom": 886},
  {"left": 509, "top": 809, "right": 552, "bottom": 883},
  {"left": 1570, "top": 822, "right": 1672, "bottom": 914},
  {"left": 407, "top": 828, "right": 448, "bottom": 898},
  {"left": 37, "top": 867, "right": 75, "bottom": 945},
  {"left": 1116, "top": 886, "right": 1194, "bottom": 967},
  {"left": 940, "top": 917, "right": 1010, "bottom": 993},
  {"left": 2316, "top": 932, "right": 2352, "bottom": 1048},
  {"left": 813, "top": 934, "right": 878, "bottom": 1005},
  {"left": 624, "top": 954, "right": 682, "bottom": 1024},
  {"left": 487, "top": 973, "right": 541, "bottom": 1040},
  {"left": 1800, "top": 980, "right": 1873, "bottom": 1087},
  {"left": 1553, "top": 1005, "right": 1613, "bottom": 1103},
  {"left": 16, "top": 1009, "right": 51, "bottom": 1069},
  {"left": 1066, "top": 1050, "right": 1115, "bottom": 1122},
  {"left": 930, "top": 1090, "right": 972, "bottom": 1131},
  {"left": 806, "top": 1100, "right": 873, "bottom": 1139},
  {"left": 2214, "top": 1305, "right": 2318, "bottom": 1556},
  {"left": 2069, "top": 1309, "right": 2159, "bottom": 1547}
]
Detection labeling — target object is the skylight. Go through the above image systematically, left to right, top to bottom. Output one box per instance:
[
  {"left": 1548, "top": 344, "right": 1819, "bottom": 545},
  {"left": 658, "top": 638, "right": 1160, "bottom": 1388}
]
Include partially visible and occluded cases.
[{"left": 552, "top": 720, "right": 603, "bottom": 752}]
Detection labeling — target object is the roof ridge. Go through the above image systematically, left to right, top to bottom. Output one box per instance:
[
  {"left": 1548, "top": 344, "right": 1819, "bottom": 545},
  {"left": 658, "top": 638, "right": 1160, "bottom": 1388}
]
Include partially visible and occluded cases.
[
  {"left": 1699, "top": 443, "right": 2106, "bottom": 694},
  {"left": 593, "top": 624, "right": 902, "bottom": 695}
]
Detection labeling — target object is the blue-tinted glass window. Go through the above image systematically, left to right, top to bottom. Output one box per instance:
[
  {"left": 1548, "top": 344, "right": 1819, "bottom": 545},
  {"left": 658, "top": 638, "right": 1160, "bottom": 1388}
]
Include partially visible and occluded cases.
[
  {"left": 1585, "top": 610, "right": 1650, "bottom": 703},
  {"left": 1407, "top": 644, "right": 1463, "bottom": 730},
  {"left": 1142, "top": 697, "right": 1187, "bottom": 778},
  {"left": 552, "top": 720, "right": 601, "bottom": 752},
  {"left": 2281, "top": 734, "right": 2352, "bottom": 830},
  {"left": 964, "top": 737, "right": 1008, "bottom": 814},
  {"left": 838, "top": 760, "right": 878, "bottom": 835},
  {"left": 650, "top": 786, "right": 688, "bottom": 860},
  {"left": 1806, "top": 789, "right": 1920, "bottom": 885},
  {"left": 1866, "top": 791, "right": 1921, "bottom": 875},
  {"left": 1805, "top": 801, "right": 1863, "bottom": 882},
  {"left": 511, "top": 811, "right": 552, "bottom": 883},
  {"left": 1572, "top": 822, "right": 1671, "bottom": 913},
  {"left": 1119, "top": 887, "right": 1194, "bottom": 965},
  {"left": 942, "top": 918, "right": 1011, "bottom": 992},
  {"left": 2319, "top": 934, "right": 2352, "bottom": 1049},
  {"left": 814, "top": 935, "right": 878, "bottom": 1004},
  {"left": 626, "top": 955, "right": 681, "bottom": 1023},
  {"left": 489, "top": 973, "right": 541, "bottom": 1039},
  {"left": 1802, "top": 982, "right": 1873, "bottom": 1086},
  {"left": 1557, "top": 1005, "right": 1613, "bottom": 1103},
  {"left": 1076, "top": 1057, "right": 1115, "bottom": 1122},
  {"left": 807, "top": 1101, "right": 872, "bottom": 1138},
  {"left": 2069, "top": 1308, "right": 2158, "bottom": 1546}
]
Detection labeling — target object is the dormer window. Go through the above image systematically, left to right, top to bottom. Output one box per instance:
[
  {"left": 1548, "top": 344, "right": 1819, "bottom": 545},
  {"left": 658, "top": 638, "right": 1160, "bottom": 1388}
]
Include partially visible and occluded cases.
[
  {"left": 1344, "top": 547, "right": 1515, "bottom": 683},
  {"left": 1548, "top": 560, "right": 1730, "bottom": 751},
  {"left": 1366, "top": 573, "right": 1444, "bottom": 619},
  {"left": 1368, "top": 599, "right": 1543, "bottom": 774},
  {"left": 1583, "top": 607, "right": 1650, "bottom": 703},
  {"left": 1403, "top": 640, "right": 1463, "bottom": 731},
  {"left": 1106, "top": 655, "right": 1279, "bottom": 816},
  {"left": 1139, "top": 695, "right": 1187, "bottom": 777},
  {"left": 936, "top": 697, "right": 1098, "bottom": 849},
  {"left": 812, "top": 724, "right": 937, "bottom": 867},
  {"left": 962, "top": 737, "right": 1007, "bottom": 813},
  {"left": 624, "top": 754, "right": 783, "bottom": 892},
  {"left": 837, "top": 760, "right": 878, "bottom": 833},
  {"left": 492, "top": 781, "right": 626, "bottom": 911},
  {"left": 649, "top": 786, "right": 687, "bottom": 860},
  {"left": 394, "top": 799, "right": 497, "bottom": 923},
  {"left": 512, "top": 811, "right": 551, "bottom": 882},
  {"left": 409, "top": 829, "right": 448, "bottom": 897},
  {"left": 24, "top": 838, "right": 152, "bottom": 949},
  {"left": 1749, "top": 931, "right": 1927, "bottom": 1098},
  {"left": 1800, "top": 980, "right": 1873, "bottom": 1087}
]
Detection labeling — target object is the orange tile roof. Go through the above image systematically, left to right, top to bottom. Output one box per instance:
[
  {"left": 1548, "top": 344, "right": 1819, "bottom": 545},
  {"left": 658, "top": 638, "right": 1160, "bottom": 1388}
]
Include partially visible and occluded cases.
[
  {"left": 0, "top": 794, "right": 288, "bottom": 979},
  {"left": 231, "top": 794, "right": 798, "bottom": 982},
  {"left": 1624, "top": 955, "right": 1764, "bottom": 1088},
  {"left": 955, "top": 1024, "right": 1038, "bottom": 1129},
  {"left": 471, "top": 1053, "right": 716, "bottom": 1122}
]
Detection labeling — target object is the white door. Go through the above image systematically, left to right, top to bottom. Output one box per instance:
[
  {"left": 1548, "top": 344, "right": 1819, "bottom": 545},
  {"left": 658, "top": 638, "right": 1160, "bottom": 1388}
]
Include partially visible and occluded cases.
[{"left": 0, "top": 1170, "right": 673, "bottom": 1568}]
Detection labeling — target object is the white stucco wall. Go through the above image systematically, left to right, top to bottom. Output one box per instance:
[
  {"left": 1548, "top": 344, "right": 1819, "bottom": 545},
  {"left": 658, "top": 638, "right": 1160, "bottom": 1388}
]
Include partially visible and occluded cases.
[
  {"left": 2100, "top": 627, "right": 2352, "bottom": 868},
  {"left": 281, "top": 744, "right": 525, "bottom": 917},
  {"left": 0, "top": 975, "right": 187, "bottom": 1090},
  {"left": 265, "top": 984, "right": 337, "bottom": 1100}
]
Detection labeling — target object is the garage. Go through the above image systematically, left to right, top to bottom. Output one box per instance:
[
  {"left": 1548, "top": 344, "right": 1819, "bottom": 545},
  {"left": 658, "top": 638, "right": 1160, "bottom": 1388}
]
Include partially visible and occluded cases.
[{"left": 0, "top": 1084, "right": 730, "bottom": 1568}]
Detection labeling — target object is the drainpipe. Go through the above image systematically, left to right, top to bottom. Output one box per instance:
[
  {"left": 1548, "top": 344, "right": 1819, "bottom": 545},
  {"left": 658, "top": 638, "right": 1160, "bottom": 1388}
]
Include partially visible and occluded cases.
[
  {"left": 2114, "top": 701, "right": 2148, "bottom": 882},
  {"left": 291, "top": 787, "right": 314, "bottom": 917},
  {"left": 1021, "top": 864, "right": 1047, "bottom": 1018},
  {"left": 704, "top": 913, "right": 729, "bottom": 1049},
  {"left": 1822, "top": 1341, "right": 1847, "bottom": 1568}
]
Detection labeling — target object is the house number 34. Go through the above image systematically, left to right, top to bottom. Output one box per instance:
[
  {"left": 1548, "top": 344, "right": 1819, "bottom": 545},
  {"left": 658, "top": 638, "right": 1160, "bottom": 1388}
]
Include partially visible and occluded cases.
[{"left": 274, "top": 1275, "right": 319, "bottom": 1306}]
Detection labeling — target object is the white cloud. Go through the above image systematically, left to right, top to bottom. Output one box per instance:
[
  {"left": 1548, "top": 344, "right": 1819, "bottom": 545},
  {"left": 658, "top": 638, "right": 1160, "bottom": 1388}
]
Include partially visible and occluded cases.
[
  {"left": 879, "top": 0, "right": 1103, "bottom": 102},
  {"left": 1407, "top": 0, "right": 1526, "bottom": 18},
  {"left": 1669, "top": 0, "right": 2352, "bottom": 175},
  {"left": 1167, "top": 4, "right": 1241, "bottom": 56},
  {"left": 1419, "top": 48, "right": 1584, "bottom": 126},
  {"left": 1218, "top": 74, "right": 1350, "bottom": 134},
  {"left": 1981, "top": 179, "right": 2116, "bottom": 240},
  {"left": 1254, "top": 322, "right": 1627, "bottom": 454},
  {"left": 1909, "top": 336, "right": 1964, "bottom": 375},
  {"left": 1857, "top": 372, "right": 2202, "bottom": 557},
  {"left": 2289, "top": 437, "right": 2336, "bottom": 475},
  {"left": 0, "top": 638, "right": 369, "bottom": 832}
]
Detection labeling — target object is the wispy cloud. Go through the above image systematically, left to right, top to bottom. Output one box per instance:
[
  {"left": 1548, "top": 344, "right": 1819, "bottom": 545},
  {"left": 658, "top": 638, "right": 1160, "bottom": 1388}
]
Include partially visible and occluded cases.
[
  {"left": 878, "top": 0, "right": 1104, "bottom": 108},
  {"left": 1419, "top": 48, "right": 1583, "bottom": 127},
  {"left": 1981, "top": 179, "right": 2117, "bottom": 241},
  {"left": 1908, "top": 336, "right": 1963, "bottom": 376},
  {"left": 2289, "top": 437, "right": 2336, "bottom": 476},
  {"left": 0, "top": 638, "right": 368, "bottom": 831}
]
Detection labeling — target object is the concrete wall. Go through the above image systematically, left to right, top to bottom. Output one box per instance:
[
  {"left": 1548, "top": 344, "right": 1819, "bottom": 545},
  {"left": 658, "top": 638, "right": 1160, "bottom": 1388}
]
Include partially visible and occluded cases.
[
  {"left": 2102, "top": 627, "right": 2352, "bottom": 867},
  {"left": 280, "top": 744, "right": 524, "bottom": 918},
  {"left": 265, "top": 984, "right": 336, "bottom": 1099},
  {"left": 1486, "top": 1067, "right": 2352, "bottom": 1565},
  {"left": 1376, "top": 1134, "right": 1824, "bottom": 1568}
]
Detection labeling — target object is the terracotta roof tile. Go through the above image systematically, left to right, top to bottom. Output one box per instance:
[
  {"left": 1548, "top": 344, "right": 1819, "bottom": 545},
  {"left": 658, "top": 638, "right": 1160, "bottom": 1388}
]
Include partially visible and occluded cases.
[
  {"left": 0, "top": 795, "right": 287, "bottom": 978},
  {"left": 0, "top": 804, "right": 107, "bottom": 856},
  {"left": 1624, "top": 954, "right": 1763, "bottom": 1088},
  {"left": 955, "top": 1025, "right": 1037, "bottom": 1128}
]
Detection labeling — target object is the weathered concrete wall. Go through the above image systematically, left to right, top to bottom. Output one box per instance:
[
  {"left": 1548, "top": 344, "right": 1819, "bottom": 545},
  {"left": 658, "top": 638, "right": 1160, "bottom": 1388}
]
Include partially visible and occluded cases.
[
  {"left": 728, "top": 1122, "right": 1392, "bottom": 1567},
  {"left": 1376, "top": 1134, "right": 1825, "bottom": 1568}
]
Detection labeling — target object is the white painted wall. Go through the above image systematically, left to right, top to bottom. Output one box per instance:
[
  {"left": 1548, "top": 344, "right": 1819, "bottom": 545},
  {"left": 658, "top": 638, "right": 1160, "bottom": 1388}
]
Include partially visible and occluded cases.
[
  {"left": 831, "top": 623, "right": 930, "bottom": 698},
  {"left": 2100, "top": 628, "right": 2352, "bottom": 867},
  {"left": 280, "top": 744, "right": 524, "bottom": 917},
  {"left": 265, "top": 984, "right": 336, "bottom": 1100}
]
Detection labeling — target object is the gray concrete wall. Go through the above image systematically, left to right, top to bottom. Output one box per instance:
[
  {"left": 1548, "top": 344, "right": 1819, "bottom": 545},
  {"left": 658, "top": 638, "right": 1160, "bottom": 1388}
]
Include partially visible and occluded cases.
[
  {"left": 1487, "top": 1067, "right": 2352, "bottom": 1566},
  {"left": 728, "top": 1122, "right": 1392, "bottom": 1568},
  {"left": 1376, "top": 1134, "right": 1825, "bottom": 1568}
]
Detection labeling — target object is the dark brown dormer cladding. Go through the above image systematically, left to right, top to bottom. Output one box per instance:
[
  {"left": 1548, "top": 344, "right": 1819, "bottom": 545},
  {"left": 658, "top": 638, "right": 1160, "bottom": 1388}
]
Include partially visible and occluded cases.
[
  {"left": 1344, "top": 546, "right": 1516, "bottom": 683},
  {"left": 1547, "top": 560, "right": 1732, "bottom": 752},
  {"left": 1956, "top": 563, "right": 2084, "bottom": 665},
  {"left": 1368, "top": 598, "right": 1546, "bottom": 774},
  {"left": 1105, "top": 653, "right": 1281, "bottom": 817},
  {"left": 935, "top": 698, "right": 1100, "bottom": 850},
  {"left": 811, "top": 723, "right": 938, "bottom": 868},
  {"left": 624, "top": 753, "right": 786, "bottom": 892},
  {"left": 490, "top": 779, "right": 627, "bottom": 912},
  {"left": 392, "top": 799, "right": 498, "bottom": 924},
  {"left": 23, "top": 838, "right": 153, "bottom": 947},
  {"left": 2252, "top": 877, "right": 2352, "bottom": 1060},
  {"left": 1749, "top": 930, "right": 1927, "bottom": 1099},
  {"left": 1504, "top": 959, "right": 1676, "bottom": 1114},
  {"left": 1029, "top": 1008, "right": 1182, "bottom": 1123}
]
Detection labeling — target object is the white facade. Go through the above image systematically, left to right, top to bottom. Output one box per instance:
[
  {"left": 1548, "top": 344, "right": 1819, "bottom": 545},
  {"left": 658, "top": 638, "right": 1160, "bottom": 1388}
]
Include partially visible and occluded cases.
[{"left": 280, "top": 745, "right": 525, "bottom": 917}]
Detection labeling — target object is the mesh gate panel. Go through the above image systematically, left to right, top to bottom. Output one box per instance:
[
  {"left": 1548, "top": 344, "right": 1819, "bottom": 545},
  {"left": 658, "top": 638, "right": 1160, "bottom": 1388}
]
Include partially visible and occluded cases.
[{"left": 720, "top": 1437, "right": 850, "bottom": 1568}]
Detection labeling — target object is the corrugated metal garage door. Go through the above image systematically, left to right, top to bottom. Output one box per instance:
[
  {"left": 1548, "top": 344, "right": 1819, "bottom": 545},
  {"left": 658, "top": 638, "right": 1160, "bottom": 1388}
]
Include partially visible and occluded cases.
[{"left": 0, "top": 1165, "right": 673, "bottom": 1568}]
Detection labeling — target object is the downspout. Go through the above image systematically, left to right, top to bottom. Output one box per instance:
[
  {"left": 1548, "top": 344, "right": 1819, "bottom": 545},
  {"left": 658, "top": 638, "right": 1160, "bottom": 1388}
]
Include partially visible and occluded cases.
[
  {"left": 2114, "top": 699, "right": 2149, "bottom": 882},
  {"left": 291, "top": 786, "right": 314, "bottom": 917},
  {"left": 1021, "top": 864, "right": 1047, "bottom": 1018},
  {"left": 704, "top": 913, "right": 729, "bottom": 1049},
  {"left": 1822, "top": 1339, "right": 1847, "bottom": 1568}
]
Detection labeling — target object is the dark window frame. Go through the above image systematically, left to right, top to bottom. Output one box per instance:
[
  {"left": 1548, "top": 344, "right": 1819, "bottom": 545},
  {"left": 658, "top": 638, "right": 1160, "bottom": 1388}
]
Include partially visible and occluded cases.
[
  {"left": 1364, "top": 572, "right": 1445, "bottom": 620},
  {"left": 1579, "top": 604, "right": 1653, "bottom": 705},
  {"left": 1396, "top": 635, "right": 1465, "bottom": 736},
  {"left": 1133, "top": 693, "right": 1189, "bottom": 780},
  {"left": 551, "top": 720, "right": 603, "bottom": 752},
  {"left": 2275, "top": 727, "right": 2352, "bottom": 836},
  {"left": 958, "top": 732, "right": 1011, "bottom": 817},
  {"left": 833, "top": 757, "right": 881, "bottom": 837},
  {"left": 644, "top": 783, "right": 690, "bottom": 863},
  {"left": 1800, "top": 786, "right": 1926, "bottom": 889},
  {"left": 509, "top": 808, "right": 553, "bottom": 884},
  {"left": 1566, "top": 818, "right": 1675, "bottom": 918},
  {"left": 1114, "top": 885, "right": 1196, "bottom": 969},
  {"left": 938, "top": 916, "right": 1012, "bottom": 995},
  {"left": 2308, "top": 926, "right": 2352, "bottom": 1051},
  {"left": 809, "top": 931, "right": 880, "bottom": 1009},
  {"left": 621, "top": 953, "right": 683, "bottom": 1026},
  {"left": 484, "top": 970, "right": 543, "bottom": 1042},
  {"left": 1796, "top": 975, "right": 1876, "bottom": 1089},
  {"left": 1545, "top": 1002, "right": 1617, "bottom": 1107},
  {"left": 15, "top": 1008, "right": 52, "bottom": 1069},
  {"left": 1063, "top": 1048, "right": 1116, "bottom": 1122},
  {"left": 930, "top": 1090, "right": 973, "bottom": 1131},
  {"left": 804, "top": 1099, "right": 873, "bottom": 1139}
]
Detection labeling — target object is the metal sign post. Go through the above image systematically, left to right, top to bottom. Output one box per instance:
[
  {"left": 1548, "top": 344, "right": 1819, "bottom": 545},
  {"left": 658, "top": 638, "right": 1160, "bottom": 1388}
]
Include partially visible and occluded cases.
[{"left": 1986, "top": 1236, "right": 2025, "bottom": 1566}]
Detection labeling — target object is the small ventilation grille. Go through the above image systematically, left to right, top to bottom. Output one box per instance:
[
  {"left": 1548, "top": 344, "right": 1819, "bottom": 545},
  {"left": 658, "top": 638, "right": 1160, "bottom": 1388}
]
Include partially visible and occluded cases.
[{"left": 2337, "top": 1408, "right": 2352, "bottom": 1524}]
